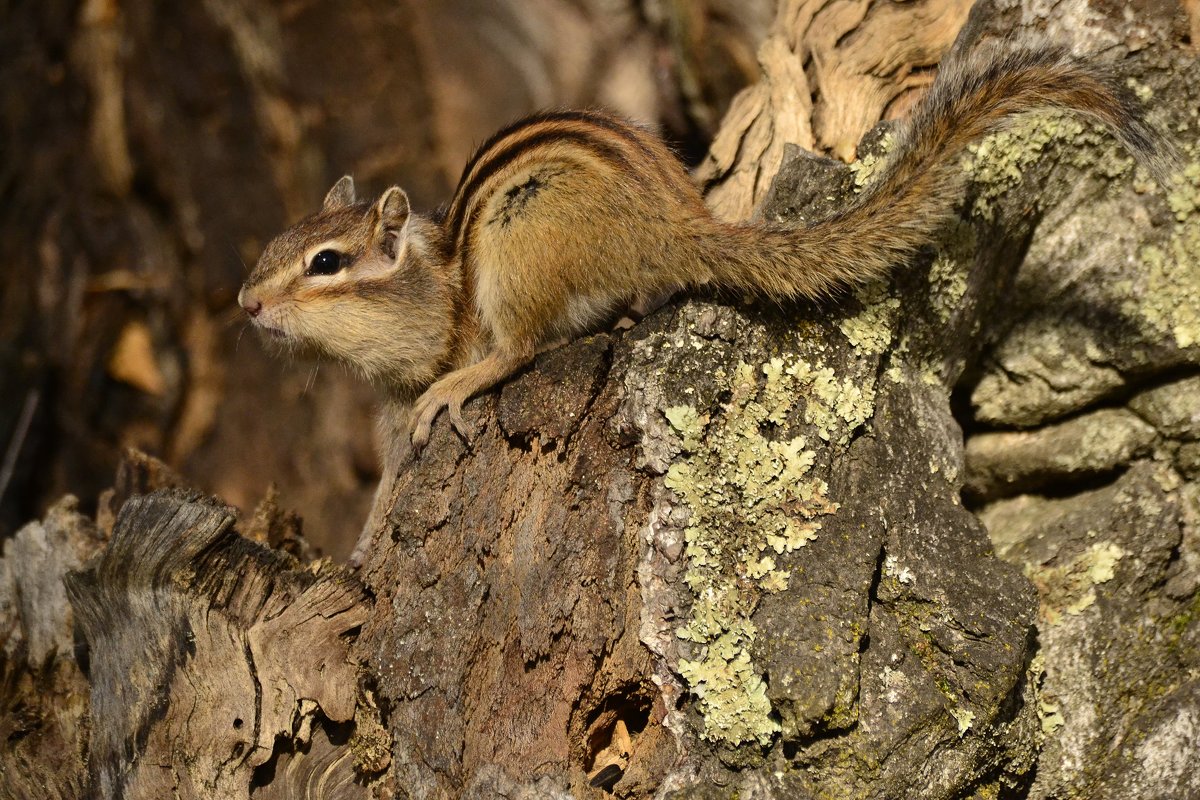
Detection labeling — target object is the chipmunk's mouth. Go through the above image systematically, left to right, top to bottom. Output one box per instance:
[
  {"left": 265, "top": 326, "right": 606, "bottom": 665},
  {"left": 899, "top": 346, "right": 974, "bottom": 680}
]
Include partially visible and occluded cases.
[{"left": 251, "top": 318, "right": 291, "bottom": 341}]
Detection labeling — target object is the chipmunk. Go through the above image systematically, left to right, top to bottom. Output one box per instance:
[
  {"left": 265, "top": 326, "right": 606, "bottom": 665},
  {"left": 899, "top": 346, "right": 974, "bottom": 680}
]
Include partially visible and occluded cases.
[{"left": 239, "top": 45, "right": 1166, "bottom": 458}]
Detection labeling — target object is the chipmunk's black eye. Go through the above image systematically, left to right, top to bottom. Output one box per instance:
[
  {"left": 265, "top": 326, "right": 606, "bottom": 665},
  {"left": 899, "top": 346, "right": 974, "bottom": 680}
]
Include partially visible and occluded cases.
[{"left": 308, "top": 249, "right": 343, "bottom": 276}]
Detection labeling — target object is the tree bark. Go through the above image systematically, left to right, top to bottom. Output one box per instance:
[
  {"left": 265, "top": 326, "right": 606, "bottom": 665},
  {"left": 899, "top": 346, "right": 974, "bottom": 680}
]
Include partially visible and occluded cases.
[{"left": 3, "top": 1, "right": 1200, "bottom": 799}]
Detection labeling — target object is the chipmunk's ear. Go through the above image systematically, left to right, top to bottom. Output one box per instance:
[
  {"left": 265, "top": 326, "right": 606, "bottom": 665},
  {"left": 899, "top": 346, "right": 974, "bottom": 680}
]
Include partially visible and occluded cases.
[
  {"left": 323, "top": 175, "right": 356, "bottom": 210},
  {"left": 372, "top": 186, "right": 411, "bottom": 260}
]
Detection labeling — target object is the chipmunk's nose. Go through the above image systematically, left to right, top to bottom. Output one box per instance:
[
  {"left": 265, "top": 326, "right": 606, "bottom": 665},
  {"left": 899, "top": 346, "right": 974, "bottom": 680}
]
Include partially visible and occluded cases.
[{"left": 238, "top": 287, "right": 263, "bottom": 318}]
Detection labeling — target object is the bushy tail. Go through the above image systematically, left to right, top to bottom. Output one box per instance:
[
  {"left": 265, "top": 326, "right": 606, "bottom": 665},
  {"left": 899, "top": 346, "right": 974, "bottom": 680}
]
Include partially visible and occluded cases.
[{"left": 704, "top": 45, "right": 1174, "bottom": 301}]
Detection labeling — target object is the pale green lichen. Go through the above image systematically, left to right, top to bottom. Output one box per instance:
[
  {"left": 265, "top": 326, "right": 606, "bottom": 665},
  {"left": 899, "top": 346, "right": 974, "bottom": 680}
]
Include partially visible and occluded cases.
[
  {"left": 1126, "top": 77, "right": 1154, "bottom": 103},
  {"left": 963, "top": 106, "right": 1197, "bottom": 350},
  {"left": 963, "top": 111, "right": 1133, "bottom": 221},
  {"left": 849, "top": 131, "right": 896, "bottom": 190},
  {"left": 1126, "top": 145, "right": 1200, "bottom": 349},
  {"left": 1167, "top": 158, "right": 1200, "bottom": 222},
  {"left": 928, "top": 221, "right": 977, "bottom": 324},
  {"left": 1136, "top": 229, "right": 1200, "bottom": 348},
  {"left": 838, "top": 282, "right": 901, "bottom": 354},
  {"left": 883, "top": 334, "right": 944, "bottom": 388},
  {"left": 884, "top": 335, "right": 912, "bottom": 385},
  {"left": 665, "top": 355, "right": 847, "bottom": 747},
  {"left": 786, "top": 359, "right": 876, "bottom": 445},
  {"left": 664, "top": 405, "right": 705, "bottom": 451},
  {"left": 1028, "top": 541, "right": 1126, "bottom": 624},
  {"left": 1085, "top": 542, "right": 1123, "bottom": 583},
  {"left": 884, "top": 554, "right": 916, "bottom": 586},
  {"left": 1065, "top": 589, "right": 1098, "bottom": 615},
  {"left": 677, "top": 623, "right": 775, "bottom": 744},
  {"left": 1025, "top": 651, "right": 1063, "bottom": 741},
  {"left": 1038, "top": 697, "right": 1065, "bottom": 736},
  {"left": 952, "top": 707, "right": 976, "bottom": 736}
]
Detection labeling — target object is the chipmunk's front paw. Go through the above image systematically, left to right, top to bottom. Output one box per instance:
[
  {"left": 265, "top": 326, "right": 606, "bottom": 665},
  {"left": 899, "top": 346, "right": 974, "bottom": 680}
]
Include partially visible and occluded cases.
[{"left": 409, "top": 385, "right": 472, "bottom": 451}]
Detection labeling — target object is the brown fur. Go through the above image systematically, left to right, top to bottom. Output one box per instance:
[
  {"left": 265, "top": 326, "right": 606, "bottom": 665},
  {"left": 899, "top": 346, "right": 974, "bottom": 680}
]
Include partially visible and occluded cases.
[{"left": 240, "top": 43, "right": 1169, "bottom": 448}]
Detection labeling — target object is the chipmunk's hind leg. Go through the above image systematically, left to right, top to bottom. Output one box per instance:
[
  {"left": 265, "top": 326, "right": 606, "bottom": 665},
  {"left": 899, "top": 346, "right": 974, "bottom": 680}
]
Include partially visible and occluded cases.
[{"left": 409, "top": 344, "right": 533, "bottom": 449}]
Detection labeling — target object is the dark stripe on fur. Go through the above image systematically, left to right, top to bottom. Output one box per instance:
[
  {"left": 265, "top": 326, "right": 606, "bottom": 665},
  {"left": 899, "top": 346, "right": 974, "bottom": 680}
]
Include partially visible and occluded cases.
[
  {"left": 454, "top": 110, "right": 638, "bottom": 189},
  {"left": 445, "top": 125, "right": 634, "bottom": 244}
]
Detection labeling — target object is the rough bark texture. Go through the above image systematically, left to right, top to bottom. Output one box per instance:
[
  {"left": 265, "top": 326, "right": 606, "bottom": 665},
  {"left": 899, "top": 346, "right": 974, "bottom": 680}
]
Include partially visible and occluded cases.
[{"left": 3, "top": 1, "right": 1200, "bottom": 799}]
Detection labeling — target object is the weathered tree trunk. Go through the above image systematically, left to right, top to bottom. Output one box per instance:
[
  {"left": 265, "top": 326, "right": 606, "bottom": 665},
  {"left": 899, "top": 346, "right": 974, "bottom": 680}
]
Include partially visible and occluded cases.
[{"left": 3, "top": 1, "right": 1200, "bottom": 799}]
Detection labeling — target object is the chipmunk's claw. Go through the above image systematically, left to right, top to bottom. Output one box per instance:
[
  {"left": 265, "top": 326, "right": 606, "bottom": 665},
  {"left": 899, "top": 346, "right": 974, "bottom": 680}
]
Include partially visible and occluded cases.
[
  {"left": 408, "top": 350, "right": 528, "bottom": 451},
  {"left": 409, "top": 386, "right": 473, "bottom": 451},
  {"left": 408, "top": 395, "right": 439, "bottom": 452},
  {"left": 446, "top": 400, "right": 473, "bottom": 443},
  {"left": 410, "top": 422, "right": 431, "bottom": 452}
]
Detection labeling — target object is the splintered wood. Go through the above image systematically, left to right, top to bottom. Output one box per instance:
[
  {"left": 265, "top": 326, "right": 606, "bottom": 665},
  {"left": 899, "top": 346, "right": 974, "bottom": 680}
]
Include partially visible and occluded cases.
[
  {"left": 698, "top": 0, "right": 972, "bottom": 220},
  {"left": 62, "top": 490, "right": 373, "bottom": 799},
  {"left": 0, "top": 498, "right": 103, "bottom": 799}
]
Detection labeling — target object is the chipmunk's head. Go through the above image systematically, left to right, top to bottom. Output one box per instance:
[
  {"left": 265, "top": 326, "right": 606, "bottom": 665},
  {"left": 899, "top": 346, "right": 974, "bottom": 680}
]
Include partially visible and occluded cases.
[{"left": 239, "top": 176, "right": 454, "bottom": 392}]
